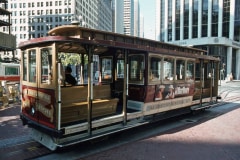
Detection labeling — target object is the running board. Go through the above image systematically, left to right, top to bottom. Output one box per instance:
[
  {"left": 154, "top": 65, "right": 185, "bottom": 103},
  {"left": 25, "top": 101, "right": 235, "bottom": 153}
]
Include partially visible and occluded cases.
[{"left": 191, "top": 102, "right": 218, "bottom": 111}]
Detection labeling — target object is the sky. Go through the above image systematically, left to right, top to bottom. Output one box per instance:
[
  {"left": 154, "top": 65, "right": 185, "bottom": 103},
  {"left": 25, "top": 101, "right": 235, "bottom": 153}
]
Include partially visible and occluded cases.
[{"left": 139, "top": 0, "right": 156, "bottom": 40}]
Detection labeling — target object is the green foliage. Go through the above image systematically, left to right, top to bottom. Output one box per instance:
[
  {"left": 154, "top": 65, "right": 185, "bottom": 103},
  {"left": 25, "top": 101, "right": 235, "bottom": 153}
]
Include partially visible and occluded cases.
[{"left": 58, "top": 53, "right": 88, "bottom": 66}]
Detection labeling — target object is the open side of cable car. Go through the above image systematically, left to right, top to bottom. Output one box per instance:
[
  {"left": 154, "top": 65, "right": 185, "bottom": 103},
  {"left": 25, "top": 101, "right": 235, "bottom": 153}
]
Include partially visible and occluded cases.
[{"left": 19, "top": 25, "right": 220, "bottom": 150}]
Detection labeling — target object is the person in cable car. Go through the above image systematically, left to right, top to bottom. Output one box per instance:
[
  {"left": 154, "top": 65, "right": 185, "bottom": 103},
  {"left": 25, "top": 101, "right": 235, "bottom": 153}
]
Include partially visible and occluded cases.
[{"left": 65, "top": 66, "right": 77, "bottom": 85}]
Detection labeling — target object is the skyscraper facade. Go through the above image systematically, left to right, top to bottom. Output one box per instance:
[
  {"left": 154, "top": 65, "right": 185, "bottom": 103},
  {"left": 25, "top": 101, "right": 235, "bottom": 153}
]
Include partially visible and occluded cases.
[
  {"left": 3, "top": 0, "right": 112, "bottom": 58},
  {"left": 112, "top": 0, "right": 124, "bottom": 34},
  {"left": 124, "top": 0, "right": 140, "bottom": 36},
  {"left": 156, "top": 0, "right": 240, "bottom": 80}
]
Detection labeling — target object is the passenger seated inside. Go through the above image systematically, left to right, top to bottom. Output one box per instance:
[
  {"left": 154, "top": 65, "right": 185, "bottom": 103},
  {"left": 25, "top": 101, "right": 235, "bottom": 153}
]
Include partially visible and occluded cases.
[{"left": 65, "top": 66, "right": 77, "bottom": 85}]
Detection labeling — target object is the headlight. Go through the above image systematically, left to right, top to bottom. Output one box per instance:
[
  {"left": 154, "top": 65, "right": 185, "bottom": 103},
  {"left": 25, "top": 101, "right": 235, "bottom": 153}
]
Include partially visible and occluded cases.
[{"left": 31, "top": 107, "right": 35, "bottom": 115}]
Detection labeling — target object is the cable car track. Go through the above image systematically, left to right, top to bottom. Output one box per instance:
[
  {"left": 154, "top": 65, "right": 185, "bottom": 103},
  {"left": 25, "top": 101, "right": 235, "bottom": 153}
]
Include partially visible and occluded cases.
[
  {"left": 219, "top": 86, "right": 240, "bottom": 103},
  {"left": 1, "top": 87, "right": 239, "bottom": 160},
  {"left": 2, "top": 94, "right": 240, "bottom": 160}
]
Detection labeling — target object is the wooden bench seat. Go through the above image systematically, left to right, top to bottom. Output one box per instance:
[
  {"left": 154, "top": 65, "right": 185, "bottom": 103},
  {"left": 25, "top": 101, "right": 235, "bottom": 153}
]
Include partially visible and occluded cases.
[
  {"left": 60, "top": 84, "right": 119, "bottom": 124},
  {"left": 61, "top": 98, "right": 119, "bottom": 124}
]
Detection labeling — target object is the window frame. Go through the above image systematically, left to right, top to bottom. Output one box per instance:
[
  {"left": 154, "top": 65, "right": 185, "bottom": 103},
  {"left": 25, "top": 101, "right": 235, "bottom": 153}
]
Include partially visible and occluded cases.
[
  {"left": 128, "top": 54, "right": 145, "bottom": 85},
  {"left": 148, "top": 55, "right": 163, "bottom": 84}
]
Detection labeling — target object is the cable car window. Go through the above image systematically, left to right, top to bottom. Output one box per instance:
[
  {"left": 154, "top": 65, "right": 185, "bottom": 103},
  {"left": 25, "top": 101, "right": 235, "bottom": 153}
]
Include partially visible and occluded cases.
[
  {"left": 41, "top": 48, "right": 52, "bottom": 84},
  {"left": 29, "top": 50, "right": 36, "bottom": 83},
  {"left": 22, "top": 51, "right": 27, "bottom": 81},
  {"left": 58, "top": 52, "right": 81, "bottom": 84},
  {"left": 129, "top": 55, "right": 145, "bottom": 83},
  {"left": 149, "top": 56, "right": 161, "bottom": 82},
  {"left": 101, "top": 57, "right": 112, "bottom": 81},
  {"left": 163, "top": 57, "right": 174, "bottom": 81},
  {"left": 117, "top": 59, "right": 124, "bottom": 78},
  {"left": 176, "top": 59, "right": 185, "bottom": 80},
  {"left": 186, "top": 61, "right": 194, "bottom": 80},
  {"left": 195, "top": 62, "right": 201, "bottom": 80},
  {"left": 207, "top": 62, "right": 212, "bottom": 79},
  {"left": 213, "top": 62, "right": 217, "bottom": 79},
  {"left": 5, "top": 65, "right": 19, "bottom": 76}
]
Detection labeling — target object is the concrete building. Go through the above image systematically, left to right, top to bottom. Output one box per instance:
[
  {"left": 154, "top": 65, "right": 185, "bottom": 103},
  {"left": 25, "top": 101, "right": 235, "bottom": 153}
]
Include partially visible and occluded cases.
[
  {"left": 0, "top": 0, "right": 16, "bottom": 62},
  {"left": 2, "top": 0, "right": 112, "bottom": 58},
  {"left": 112, "top": 0, "right": 124, "bottom": 34},
  {"left": 124, "top": 0, "right": 140, "bottom": 36},
  {"left": 156, "top": 0, "right": 240, "bottom": 80},
  {"left": 139, "top": 13, "right": 144, "bottom": 38}
]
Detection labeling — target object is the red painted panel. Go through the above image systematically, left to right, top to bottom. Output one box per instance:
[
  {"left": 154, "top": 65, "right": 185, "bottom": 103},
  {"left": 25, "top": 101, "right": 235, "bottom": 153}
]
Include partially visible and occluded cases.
[
  {"left": 0, "top": 76, "right": 20, "bottom": 81},
  {"left": 21, "top": 85, "right": 56, "bottom": 129}
]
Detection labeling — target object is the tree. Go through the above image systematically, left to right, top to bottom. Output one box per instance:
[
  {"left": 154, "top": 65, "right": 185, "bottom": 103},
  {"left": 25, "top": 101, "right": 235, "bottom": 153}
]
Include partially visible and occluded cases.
[{"left": 58, "top": 53, "right": 88, "bottom": 66}]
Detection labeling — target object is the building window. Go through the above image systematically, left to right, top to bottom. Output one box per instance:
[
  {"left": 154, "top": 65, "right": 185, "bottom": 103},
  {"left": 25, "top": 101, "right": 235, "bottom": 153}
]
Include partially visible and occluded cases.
[
  {"left": 168, "top": 0, "right": 173, "bottom": 41},
  {"left": 175, "top": 0, "right": 180, "bottom": 40},
  {"left": 184, "top": 0, "right": 189, "bottom": 39},
  {"left": 202, "top": 0, "right": 208, "bottom": 37},
  {"left": 212, "top": 0, "right": 219, "bottom": 37},
  {"left": 222, "top": 0, "right": 230, "bottom": 38},
  {"left": 234, "top": 0, "right": 240, "bottom": 41},
  {"left": 160, "top": 1, "right": 165, "bottom": 41}
]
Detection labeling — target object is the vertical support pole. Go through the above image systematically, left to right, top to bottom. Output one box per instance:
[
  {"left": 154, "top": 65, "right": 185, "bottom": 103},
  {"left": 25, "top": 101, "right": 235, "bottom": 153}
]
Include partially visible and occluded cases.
[
  {"left": 85, "top": 45, "right": 93, "bottom": 136},
  {"left": 87, "top": 45, "right": 93, "bottom": 136},
  {"left": 123, "top": 49, "right": 128, "bottom": 125},
  {"left": 80, "top": 54, "right": 84, "bottom": 84},
  {"left": 200, "top": 59, "right": 203, "bottom": 106},
  {"left": 217, "top": 60, "right": 220, "bottom": 102},
  {"left": 57, "top": 61, "right": 62, "bottom": 130},
  {"left": 210, "top": 61, "right": 213, "bottom": 101}
]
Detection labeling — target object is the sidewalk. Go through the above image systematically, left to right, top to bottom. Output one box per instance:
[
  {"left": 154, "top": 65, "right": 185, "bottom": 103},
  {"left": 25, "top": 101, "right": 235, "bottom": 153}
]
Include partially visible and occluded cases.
[{"left": 0, "top": 103, "right": 30, "bottom": 148}]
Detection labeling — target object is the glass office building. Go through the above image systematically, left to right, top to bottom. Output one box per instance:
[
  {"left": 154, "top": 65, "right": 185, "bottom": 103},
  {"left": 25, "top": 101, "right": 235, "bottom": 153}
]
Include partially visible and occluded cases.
[{"left": 156, "top": 0, "right": 240, "bottom": 80}]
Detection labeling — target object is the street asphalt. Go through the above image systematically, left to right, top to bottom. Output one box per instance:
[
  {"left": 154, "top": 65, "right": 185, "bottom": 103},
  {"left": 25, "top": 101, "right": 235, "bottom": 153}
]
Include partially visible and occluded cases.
[{"left": 0, "top": 80, "right": 240, "bottom": 160}]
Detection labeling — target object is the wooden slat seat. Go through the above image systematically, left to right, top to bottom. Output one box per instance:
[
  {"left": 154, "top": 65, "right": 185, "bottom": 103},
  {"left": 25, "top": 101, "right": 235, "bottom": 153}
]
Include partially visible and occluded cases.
[
  {"left": 60, "top": 84, "right": 118, "bottom": 124},
  {"left": 61, "top": 98, "right": 118, "bottom": 124}
]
